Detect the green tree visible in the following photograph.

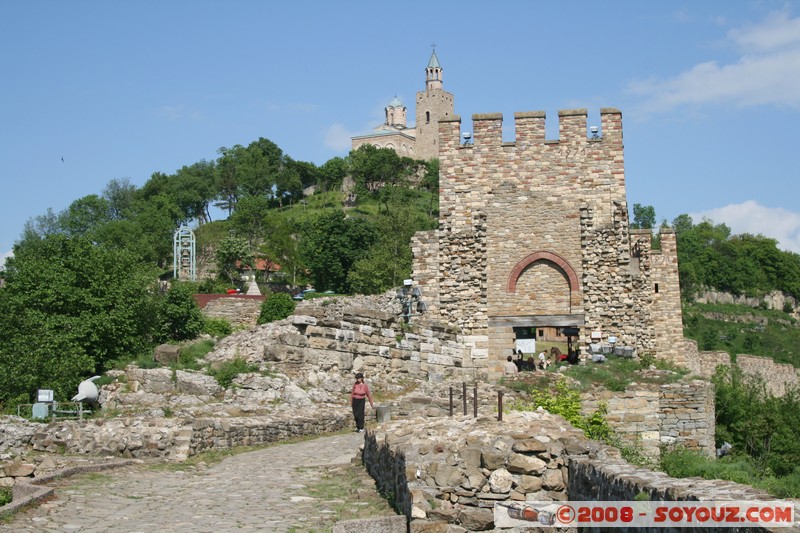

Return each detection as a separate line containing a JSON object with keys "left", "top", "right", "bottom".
{"left": 230, "top": 195, "right": 272, "bottom": 244}
{"left": 631, "top": 203, "right": 656, "bottom": 229}
{"left": 257, "top": 292, "right": 296, "bottom": 324}
{"left": 102, "top": 177, "right": 138, "bottom": 220}
{"left": 347, "top": 194, "right": 431, "bottom": 294}
{"left": 299, "top": 211, "right": 377, "bottom": 293}
{"left": 318, "top": 157, "right": 347, "bottom": 193}
{"left": 158, "top": 282, "right": 204, "bottom": 341}
{"left": 214, "top": 146, "right": 241, "bottom": 215}
{"left": 215, "top": 236, "right": 252, "bottom": 285}
{"left": 58, "top": 195, "right": 112, "bottom": 237}
{"left": 259, "top": 215, "right": 305, "bottom": 286}
{"left": 0, "top": 235, "right": 159, "bottom": 405}
{"left": 347, "top": 144, "right": 417, "bottom": 201}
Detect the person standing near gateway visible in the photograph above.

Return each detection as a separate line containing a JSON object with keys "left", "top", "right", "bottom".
{"left": 350, "top": 373, "right": 374, "bottom": 433}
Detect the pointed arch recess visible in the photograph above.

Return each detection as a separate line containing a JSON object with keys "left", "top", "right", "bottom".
{"left": 507, "top": 251, "right": 579, "bottom": 294}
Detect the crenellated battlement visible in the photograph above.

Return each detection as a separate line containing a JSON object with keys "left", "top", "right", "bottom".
{"left": 439, "top": 107, "right": 623, "bottom": 151}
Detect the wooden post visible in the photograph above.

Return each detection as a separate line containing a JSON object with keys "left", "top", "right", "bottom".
{"left": 498, "top": 391, "right": 504, "bottom": 421}
{"left": 449, "top": 386, "right": 453, "bottom": 417}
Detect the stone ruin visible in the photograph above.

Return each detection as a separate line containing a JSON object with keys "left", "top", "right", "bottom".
{"left": 0, "top": 293, "right": 791, "bottom": 530}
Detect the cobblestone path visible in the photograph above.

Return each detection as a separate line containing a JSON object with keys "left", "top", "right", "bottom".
{"left": 0, "top": 431, "right": 390, "bottom": 532}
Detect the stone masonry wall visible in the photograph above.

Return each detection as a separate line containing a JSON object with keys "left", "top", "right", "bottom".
{"left": 649, "top": 230, "right": 688, "bottom": 366}
{"left": 204, "top": 304, "right": 489, "bottom": 384}
{"left": 658, "top": 380, "right": 716, "bottom": 456}
{"left": 415, "top": 108, "right": 685, "bottom": 380}
{"left": 27, "top": 409, "right": 348, "bottom": 462}
{"left": 580, "top": 380, "right": 715, "bottom": 459}
{"left": 362, "top": 411, "right": 781, "bottom": 532}
{"left": 197, "top": 295, "right": 264, "bottom": 327}
{"left": 685, "top": 339, "right": 800, "bottom": 397}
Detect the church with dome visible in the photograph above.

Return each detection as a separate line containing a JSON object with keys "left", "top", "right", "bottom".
{"left": 351, "top": 50, "right": 454, "bottom": 161}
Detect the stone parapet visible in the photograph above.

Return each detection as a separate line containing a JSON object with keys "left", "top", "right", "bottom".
{"left": 27, "top": 409, "right": 349, "bottom": 461}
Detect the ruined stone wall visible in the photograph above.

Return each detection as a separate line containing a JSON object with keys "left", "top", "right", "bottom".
{"left": 362, "top": 411, "right": 776, "bottom": 532}
{"left": 648, "top": 229, "right": 688, "bottom": 366}
{"left": 568, "top": 457, "right": 783, "bottom": 533}
{"left": 197, "top": 295, "right": 264, "bottom": 327}
{"left": 580, "top": 380, "right": 714, "bottom": 459}
{"left": 659, "top": 380, "right": 716, "bottom": 456}
{"left": 259, "top": 308, "right": 488, "bottom": 383}
{"left": 685, "top": 340, "right": 800, "bottom": 398}
{"left": 685, "top": 341, "right": 730, "bottom": 378}
{"left": 581, "top": 384, "right": 661, "bottom": 457}
{"left": 410, "top": 230, "right": 440, "bottom": 317}
{"left": 737, "top": 355, "right": 800, "bottom": 397}
{"left": 27, "top": 410, "right": 348, "bottom": 461}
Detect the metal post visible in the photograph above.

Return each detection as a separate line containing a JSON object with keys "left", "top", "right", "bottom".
{"left": 462, "top": 382, "right": 467, "bottom": 416}
{"left": 449, "top": 387, "right": 453, "bottom": 417}
{"left": 473, "top": 385, "right": 478, "bottom": 418}
{"left": 498, "top": 391, "right": 504, "bottom": 421}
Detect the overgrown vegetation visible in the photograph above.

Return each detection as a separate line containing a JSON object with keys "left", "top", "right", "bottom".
{"left": 508, "top": 379, "right": 613, "bottom": 442}
{"left": 257, "top": 292, "right": 296, "bottom": 324}
{"left": 207, "top": 357, "right": 260, "bottom": 389}
{"left": 0, "top": 486, "right": 10, "bottom": 507}
{"left": 672, "top": 214, "right": 800, "bottom": 300}
{"left": 659, "top": 446, "right": 800, "bottom": 498}
{"left": 173, "top": 339, "right": 215, "bottom": 371}
{"left": 682, "top": 301, "right": 799, "bottom": 366}
{"left": 559, "top": 356, "right": 688, "bottom": 391}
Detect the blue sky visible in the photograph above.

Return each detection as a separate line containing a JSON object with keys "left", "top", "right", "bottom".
{"left": 2, "top": 1, "right": 800, "bottom": 267}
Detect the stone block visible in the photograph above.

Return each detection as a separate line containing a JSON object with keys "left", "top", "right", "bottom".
{"left": 507, "top": 453, "right": 546, "bottom": 475}
{"left": 154, "top": 344, "right": 181, "bottom": 365}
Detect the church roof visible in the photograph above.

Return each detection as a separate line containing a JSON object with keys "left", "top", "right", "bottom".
{"left": 388, "top": 95, "right": 404, "bottom": 108}
{"left": 428, "top": 50, "right": 441, "bottom": 69}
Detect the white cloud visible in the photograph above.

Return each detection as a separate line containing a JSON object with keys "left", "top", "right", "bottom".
{"left": 0, "top": 248, "right": 13, "bottom": 271}
{"left": 629, "top": 12, "right": 800, "bottom": 113}
{"left": 690, "top": 200, "right": 800, "bottom": 253}
{"left": 324, "top": 123, "right": 356, "bottom": 151}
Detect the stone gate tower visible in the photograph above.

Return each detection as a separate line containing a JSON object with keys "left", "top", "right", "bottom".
{"left": 411, "top": 109, "right": 686, "bottom": 380}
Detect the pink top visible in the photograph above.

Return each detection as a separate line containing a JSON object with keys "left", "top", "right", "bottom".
{"left": 351, "top": 382, "right": 373, "bottom": 405}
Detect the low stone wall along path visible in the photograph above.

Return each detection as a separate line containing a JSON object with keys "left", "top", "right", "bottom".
{"left": 0, "top": 431, "right": 392, "bottom": 533}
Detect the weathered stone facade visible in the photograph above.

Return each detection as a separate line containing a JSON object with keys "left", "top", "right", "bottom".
{"left": 582, "top": 380, "right": 715, "bottom": 459}
{"left": 686, "top": 339, "right": 800, "bottom": 397}
{"left": 194, "top": 294, "right": 264, "bottom": 328}
{"left": 412, "top": 108, "right": 685, "bottom": 380}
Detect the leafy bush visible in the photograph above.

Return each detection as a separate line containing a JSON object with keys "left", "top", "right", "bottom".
{"left": 158, "top": 282, "right": 204, "bottom": 341}
{"left": 207, "top": 358, "right": 259, "bottom": 389}
{"left": 509, "top": 379, "right": 612, "bottom": 441}
{"left": 258, "top": 292, "right": 296, "bottom": 324}
{"left": 197, "top": 278, "right": 231, "bottom": 294}
{"left": 202, "top": 317, "right": 233, "bottom": 338}
{"left": 658, "top": 446, "right": 800, "bottom": 498}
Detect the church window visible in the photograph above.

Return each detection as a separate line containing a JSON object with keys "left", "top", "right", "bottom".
{"left": 426, "top": 111, "right": 430, "bottom": 124}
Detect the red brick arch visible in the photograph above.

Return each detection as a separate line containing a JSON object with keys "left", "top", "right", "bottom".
{"left": 507, "top": 251, "right": 579, "bottom": 294}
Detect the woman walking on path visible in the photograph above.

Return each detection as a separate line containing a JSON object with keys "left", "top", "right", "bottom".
{"left": 350, "top": 373, "right": 374, "bottom": 432}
